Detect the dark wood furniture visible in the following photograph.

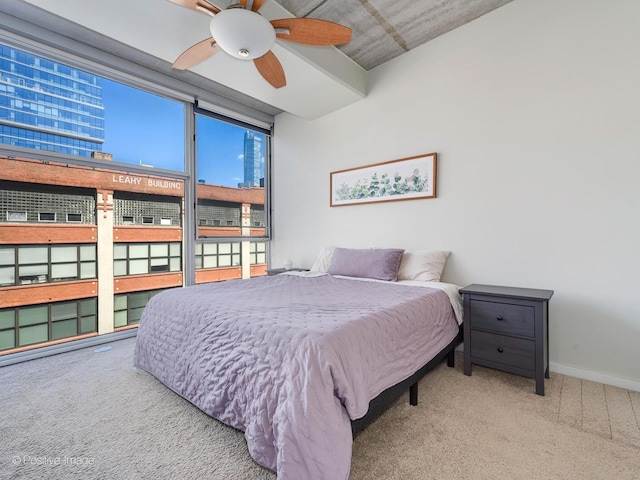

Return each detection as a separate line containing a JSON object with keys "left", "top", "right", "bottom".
{"left": 460, "top": 284, "right": 553, "bottom": 395}
{"left": 266, "top": 267, "right": 307, "bottom": 275}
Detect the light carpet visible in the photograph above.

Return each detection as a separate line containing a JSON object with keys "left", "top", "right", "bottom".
{"left": 0, "top": 337, "right": 638, "bottom": 480}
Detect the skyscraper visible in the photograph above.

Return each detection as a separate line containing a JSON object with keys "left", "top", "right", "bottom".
{"left": 0, "top": 43, "right": 105, "bottom": 157}
{"left": 242, "top": 131, "right": 263, "bottom": 187}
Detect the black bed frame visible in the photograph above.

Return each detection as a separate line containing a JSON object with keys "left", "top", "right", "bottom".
{"left": 351, "top": 325, "right": 463, "bottom": 435}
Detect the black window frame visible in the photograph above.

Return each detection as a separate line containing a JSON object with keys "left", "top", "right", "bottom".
{"left": 194, "top": 105, "right": 272, "bottom": 243}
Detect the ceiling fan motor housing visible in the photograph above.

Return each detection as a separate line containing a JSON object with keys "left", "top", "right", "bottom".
{"left": 209, "top": 8, "right": 276, "bottom": 60}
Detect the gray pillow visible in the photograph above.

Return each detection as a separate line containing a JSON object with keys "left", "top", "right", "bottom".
{"left": 327, "top": 248, "right": 405, "bottom": 281}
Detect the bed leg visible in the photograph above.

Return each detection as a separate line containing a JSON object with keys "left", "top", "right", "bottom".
{"left": 409, "top": 383, "right": 418, "bottom": 406}
{"left": 447, "top": 348, "right": 455, "bottom": 368}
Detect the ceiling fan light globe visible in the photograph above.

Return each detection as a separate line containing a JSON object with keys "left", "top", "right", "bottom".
{"left": 209, "top": 9, "right": 275, "bottom": 60}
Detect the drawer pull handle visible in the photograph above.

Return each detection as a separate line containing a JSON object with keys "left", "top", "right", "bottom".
{"left": 496, "top": 316, "right": 504, "bottom": 321}
{"left": 497, "top": 347, "right": 504, "bottom": 353}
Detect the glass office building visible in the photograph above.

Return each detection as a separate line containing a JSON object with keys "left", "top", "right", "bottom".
{"left": 241, "top": 131, "right": 264, "bottom": 188}
{"left": 0, "top": 43, "right": 104, "bottom": 157}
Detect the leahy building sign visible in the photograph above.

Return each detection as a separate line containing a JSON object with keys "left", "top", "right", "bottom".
{"left": 111, "top": 174, "right": 182, "bottom": 192}
{"left": 2, "top": 156, "right": 184, "bottom": 197}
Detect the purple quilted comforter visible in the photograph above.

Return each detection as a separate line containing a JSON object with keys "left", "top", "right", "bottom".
{"left": 133, "top": 274, "right": 459, "bottom": 480}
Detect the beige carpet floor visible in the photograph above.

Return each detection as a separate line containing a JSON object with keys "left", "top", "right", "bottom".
{"left": 0, "top": 337, "right": 638, "bottom": 480}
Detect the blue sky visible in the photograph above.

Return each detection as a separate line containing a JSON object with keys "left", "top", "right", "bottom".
{"left": 100, "top": 79, "right": 263, "bottom": 188}
{"left": 196, "top": 115, "right": 255, "bottom": 187}
{"left": 1, "top": 41, "right": 264, "bottom": 189}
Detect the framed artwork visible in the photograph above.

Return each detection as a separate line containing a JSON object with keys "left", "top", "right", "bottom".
{"left": 330, "top": 152, "right": 437, "bottom": 207}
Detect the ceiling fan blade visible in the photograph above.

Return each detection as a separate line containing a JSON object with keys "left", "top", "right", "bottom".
{"left": 167, "top": 0, "right": 220, "bottom": 16}
{"left": 270, "top": 18, "right": 352, "bottom": 46}
{"left": 173, "top": 38, "right": 221, "bottom": 70}
{"left": 254, "top": 51, "right": 286, "bottom": 88}
{"left": 238, "top": 0, "right": 267, "bottom": 12}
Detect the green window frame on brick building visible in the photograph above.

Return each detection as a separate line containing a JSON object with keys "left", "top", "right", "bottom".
{"left": 0, "top": 244, "right": 97, "bottom": 287}
{"left": 249, "top": 241, "right": 267, "bottom": 265}
{"left": 0, "top": 298, "right": 98, "bottom": 352}
{"left": 194, "top": 242, "right": 241, "bottom": 269}
{"left": 113, "top": 242, "right": 181, "bottom": 276}
{"left": 114, "top": 289, "right": 168, "bottom": 328}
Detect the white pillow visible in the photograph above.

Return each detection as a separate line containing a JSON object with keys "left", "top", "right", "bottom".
{"left": 309, "top": 246, "right": 336, "bottom": 272}
{"left": 397, "top": 250, "right": 450, "bottom": 282}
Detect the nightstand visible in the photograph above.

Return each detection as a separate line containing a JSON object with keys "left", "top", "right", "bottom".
{"left": 266, "top": 268, "right": 307, "bottom": 276}
{"left": 460, "top": 284, "right": 554, "bottom": 395}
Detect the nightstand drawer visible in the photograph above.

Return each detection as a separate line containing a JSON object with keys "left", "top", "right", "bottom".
{"left": 469, "top": 299, "right": 534, "bottom": 337}
{"left": 469, "top": 330, "right": 534, "bottom": 371}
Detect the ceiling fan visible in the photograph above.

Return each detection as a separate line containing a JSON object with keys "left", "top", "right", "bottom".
{"left": 168, "top": 0, "right": 352, "bottom": 88}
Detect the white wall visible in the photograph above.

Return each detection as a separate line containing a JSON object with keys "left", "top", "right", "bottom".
{"left": 272, "top": 0, "right": 640, "bottom": 390}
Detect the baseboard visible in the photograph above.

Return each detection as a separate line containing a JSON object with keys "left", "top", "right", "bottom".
{"left": 0, "top": 329, "right": 138, "bottom": 368}
{"left": 549, "top": 362, "right": 640, "bottom": 393}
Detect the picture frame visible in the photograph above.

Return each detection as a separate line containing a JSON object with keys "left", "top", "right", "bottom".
{"left": 330, "top": 152, "right": 437, "bottom": 207}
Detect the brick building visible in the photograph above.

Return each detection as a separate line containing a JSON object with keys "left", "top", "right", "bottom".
{"left": 0, "top": 155, "right": 266, "bottom": 354}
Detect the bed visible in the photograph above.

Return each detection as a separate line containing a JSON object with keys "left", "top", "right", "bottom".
{"left": 133, "top": 248, "right": 463, "bottom": 480}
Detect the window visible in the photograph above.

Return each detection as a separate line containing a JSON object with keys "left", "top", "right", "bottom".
{"left": 0, "top": 298, "right": 97, "bottom": 352}
{"left": 250, "top": 205, "right": 265, "bottom": 228}
{"left": 113, "top": 242, "right": 181, "bottom": 276}
{"left": 249, "top": 242, "right": 267, "bottom": 265}
{"left": 6, "top": 212, "right": 27, "bottom": 222}
{"left": 0, "top": 244, "right": 97, "bottom": 286}
{"left": 114, "top": 289, "right": 166, "bottom": 328}
{"left": 38, "top": 212, "right": 56, "bottom": 222}
{"left": 195, "top": 242, "right": 241, "bottom": 269}
{"left": 100, "top": 79, "right": 185, "bottom": 171}
{"left": 195, "top": 109, "right": 270, "bottom": 239}
{"left": 1, "top": 181, "right": 96, "bottom": 225}
{"left": 113, "top": 192, "right": 182, "bottom": 227}
{"left": 0, "top": 36, "right": 273, "bottom": 354}
{"left": 0, "top": 43, "right": 185, "bottom": 171}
